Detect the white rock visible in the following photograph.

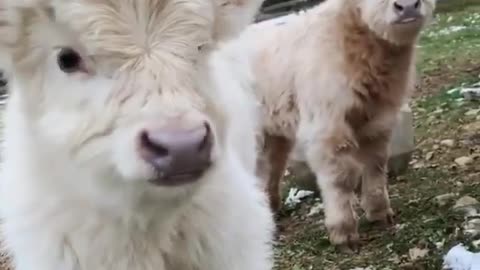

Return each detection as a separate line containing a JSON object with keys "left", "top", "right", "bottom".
{"left": 435, "top": 193, "right": 457, "bottom": 206}
{"left": 434, "top": 108, "right": 444, "bottom": 114}
{"left": 472, "top": 239, "right": 480, "bottom": 249}
{"left": 284, "top": 188, "right": 314, "bottom": 207}
{"left": 465, "top": 109, "right": 480, "bottom": 116}
{"left": 464, "top": 218, "right": 480, "bottom": 236}
{"left": 426, "top": 151, "right": 434, "bottom": 161}
{"left": 455, "top": 156, "right": 474, "bottom": 167}
{"left": 436, "top": 240, "right": 445, "bottom": 249}
{"left": 454, "top": 196, "right": 480, "bottom": 209}
{"left": 409, "top": 247, "right": 429, "bottom": 261}
{"left": 441, "top": 139, "right": 455, "bottom": 147}
{"left": 307, "top": 203, "right": 324, "bottom": 217}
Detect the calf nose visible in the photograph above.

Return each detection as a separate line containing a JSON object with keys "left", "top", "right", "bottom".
{"left": 138, "top": 123, "right": 213, "bottom": 185}
{"left": 393, "top": 0, "right": 421, "bottom": 13}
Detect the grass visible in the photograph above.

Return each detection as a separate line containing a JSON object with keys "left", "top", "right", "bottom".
{"left": 274, "top": 2, "right": 480, "bottom": 270}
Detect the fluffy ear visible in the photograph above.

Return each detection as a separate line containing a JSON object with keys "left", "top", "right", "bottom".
{"left": 0, "top": 2, "right": 21, "bottom": 75}
{"left": 0, "top": 0, "right": 53, "bottom": 74}
{"left": 214, "top": 0, "right": 264, "bottom": 42}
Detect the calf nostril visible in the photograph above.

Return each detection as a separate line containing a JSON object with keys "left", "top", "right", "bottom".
{"left": 198, "top": 123, "right": 213, "bottom": 152}
{"left": 414, "top": 0, "right": 420, "bottom": 9}
{"left": 138, "top": 123, "right": 214, "bottom": 181}
{"left": 393, "top": 2, "right": 404, "bottom": 12}
{"left": 140, "top": 131, "right": 169, "bottom": 158}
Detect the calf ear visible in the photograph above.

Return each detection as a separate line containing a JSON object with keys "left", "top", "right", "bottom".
{"left": 0, "top": 2, "right": 21, "bottom": 74}
{"left": 0, "top": 0, "right": 54, "bottom": 74}
{"left": 213, "top": 0, "right": 264, "bottom": 42}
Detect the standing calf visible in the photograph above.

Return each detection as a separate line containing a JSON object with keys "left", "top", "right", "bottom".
{"left": 238, "top": 0, "right": 436, "bottom": 250}
{"left": 0, "top": 0, "right": 274, "bottom": 270}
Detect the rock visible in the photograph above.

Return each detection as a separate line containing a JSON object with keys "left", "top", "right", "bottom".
{"left": 455, "top": 156, "right": 474, "bottom": 167}
{"left": 454, "top": 196, "right": 479, "bottom": 209}
{"left": 425, "top": 151, "right": 434, "bottom": 161}
{"left": 434, "top": 193, "right": 457, "bottom": 206}
{"left": 388, "top": 103, "right": 415, "bottom": 177}
{"left": 472, "top": 239, "right": 480, "bottom": 249}
{"left": 440, "top": 139, "right": 455, "bottom": 148}
{"left": 284, "top": 188, "right": 315, "bottom": 208}
{"left": 464, "top": 218, "right": 480, "bottom": 236}
{"left": 408, "top": 247, "right": 429, "bottom": 261}
{"left": 307, "top": 203, "right": 324, "bottom": 217}
{"left": 433, "top": 108, "right": 444, "bottom": 114}
{"left": 435, "top": 240, "right": 445, "bottom": 249}
{"left": 461, "top": 86, "right": 480, "bottom": 101}
{"left": 465, "top": 108, "right": 480, "bottom": 116}
{"left": 412, "top": 161, "right": 426, "bottom": 169}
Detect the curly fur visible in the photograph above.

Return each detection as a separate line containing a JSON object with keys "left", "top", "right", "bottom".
{"left": 0, "top": 0, "right": 273, "bottom": 270}
{"left": 234, "top": 0, "right": 436, "bottom": 248}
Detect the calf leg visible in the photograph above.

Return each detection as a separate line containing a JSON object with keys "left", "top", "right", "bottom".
{"left": 258, "top": 134, "right": 293, "bottom": 213}
{"left": 356, "top": 134, "right": 395, "bottom": 226}
{"left": 307, "top": 138, "right": 362, "bottom": 250}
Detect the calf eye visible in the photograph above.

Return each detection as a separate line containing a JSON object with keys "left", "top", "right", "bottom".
{"left": 57, "top": 47, "right": 83, "bottom": 73}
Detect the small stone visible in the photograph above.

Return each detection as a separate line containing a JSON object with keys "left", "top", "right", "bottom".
{"left": 440, "top": 139, "right": 455, "bottom": 148}
{"left": 455, "top": 156, "right": 473, "bottom": 167}
{"left": 425, "top": 151, "right": 434, "bottom": 160}
{"left": 465, "top": 108, "right": 480, "bottom": 116}
{"left": 408, "top": 247, "right": 429, "bottom": 261}
{"left": 464, "top": 218, "right": 480, "bottom": 236}
{"left": 433, "top": 144, "right": 440, "bottom": 150}
{"left": 434, "top": 193, "right": 457, "bottom": 206}
{"left": 307, "top": 203, "right": 324, "bottom": 217}
{"left": 454, "top": 195, "right": 479, "bottom": 209}
{"left": 412, "top": 161, "right": 426, "bottom": 169}
{"left": 473, "top": 239, "right": 480, "bottom": 249}
{"left": 435, "top": 240, "right": 445, "bottom": 249}
{"left": 433, "top": 108, "right": 444, "bottom": 114}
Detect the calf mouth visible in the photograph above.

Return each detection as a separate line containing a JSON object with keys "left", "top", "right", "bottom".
{"left": 148, "top": 167, "right": 210, "bottom": 187}
{"left": 393, "top": 13, "right": 424, "bottom": 25}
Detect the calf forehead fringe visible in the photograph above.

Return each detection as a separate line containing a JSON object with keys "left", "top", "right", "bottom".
{"left": 1, "top": 0, "right": 215, "bottom": 76}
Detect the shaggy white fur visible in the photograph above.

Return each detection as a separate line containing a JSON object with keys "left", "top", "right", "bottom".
{"left": 0, "top": 0, "right": 273, "bottom": 270}
{"left": 232, "top": 0, "right": 436, "bottom": 249}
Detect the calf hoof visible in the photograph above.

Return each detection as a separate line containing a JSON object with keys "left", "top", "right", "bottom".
{"left": 336, "top": 241, "right": 360, "bottom": 254}
{"left": 327, "top": 221, "right": 360, "bottom": 253}
{"left": 366, "top": 207, "right": 395, "bottom": 227}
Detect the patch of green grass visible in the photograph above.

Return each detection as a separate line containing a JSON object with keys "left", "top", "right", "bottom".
{"left": 436, "top": 0, "right": 480, "bottom": 13}
{"left": 418, "top": 4, "right": 480, "bottom": 74}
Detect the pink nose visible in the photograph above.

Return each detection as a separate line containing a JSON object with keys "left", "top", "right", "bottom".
{"left": 138, "top": 123, "right": 213, "bottom": 186}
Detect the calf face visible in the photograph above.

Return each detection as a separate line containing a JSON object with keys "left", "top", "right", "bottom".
{"left": 0, "top": 0, "right": 263, "bottom": 201}
{"left": 358, "top": 0, "right": 436, "bottom": 44}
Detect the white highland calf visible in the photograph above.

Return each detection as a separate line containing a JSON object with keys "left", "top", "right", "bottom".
{"left": 238, "top": 0, "right": 436, "bottom": 250}
{"left": 0, "top": 0, "right": 274, "bottom": 270}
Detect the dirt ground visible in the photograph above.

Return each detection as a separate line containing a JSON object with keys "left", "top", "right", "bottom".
{"left": 273, "top": 1, "right": 480, "bottom": 269}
